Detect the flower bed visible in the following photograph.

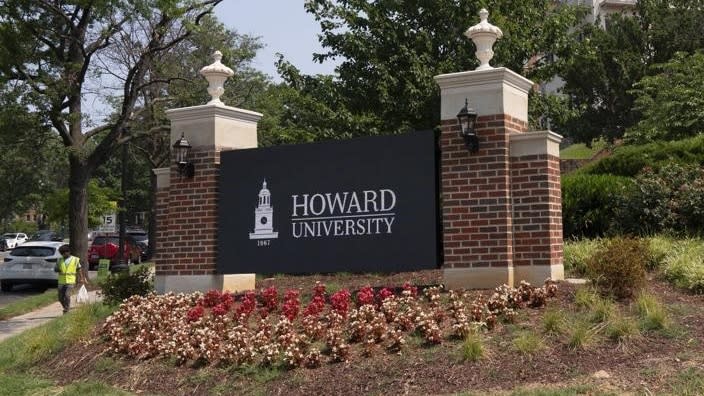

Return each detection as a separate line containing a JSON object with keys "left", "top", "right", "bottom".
{"left": 101, "top": 280, "right": 558, "bottom": 368}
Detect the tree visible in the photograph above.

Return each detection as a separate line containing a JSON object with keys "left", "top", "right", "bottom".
{"left": 44, "top": 180, "right": 117, "bottom": 230}
{"left": 555, "top": 0, "right": 704, "bottom": 143}
{"left": 0, "top": 86, "right": 60, "bottom": 223}
{"left": 273, "top": 0, "right": 583, "bottom": 137}
{"left": 626, "top": 51, "right": 704, "bottom": 143}
{"left": 0, "top": 0, "right": 221, "bottom": 268}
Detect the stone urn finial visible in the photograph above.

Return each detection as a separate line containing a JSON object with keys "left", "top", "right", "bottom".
{"left": 464, "top": 8, "right": 503, "bottom": 71}
{"left": 199, "top": 50, "right": 235, "bottom": 105}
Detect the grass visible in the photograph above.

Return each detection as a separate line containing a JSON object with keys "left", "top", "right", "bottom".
{"left": 605, "top": 313, "right": 640, "bottom": 343}
{"left": 0, "top": 289, "right": 57, "bottom": 320}
{"left": 563, "top": 238, "right": 603, "bottom": 277}
{"left": 669, "top": 368, "right": 704, "bottom": 396}
{"left": 0, "top": 302, "right": 125, "bottom": 396}
{"left": 512, "top": 331, "right": 544, "bottom": 356}
{"left": 560, "top": 139, "right": 608, "bottom": 160}
{"left": 661, "top": 239, "right": 704, "bottom": 294}
{"left": 0, "top": 302, "right": 115, "bottom": 371}
{"left": 573, "top": 286, "right": 599, "bottom": 309}
{"left": 542, "top": 309, "right": 566, "bottom": 335}
{"left": 588, "top": 298, "right": 616, "bottom": 323}
{"left": 636, "top": 293, "right": 669, "bottom": 331}
{"left": 461, "top": 331, "right": 485, "bottom": 362}
{"left": 567, "top": 320, "right": 599, "bottom": 351}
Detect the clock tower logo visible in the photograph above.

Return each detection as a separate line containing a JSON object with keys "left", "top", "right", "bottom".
{"left": 249, "top": 180, "right": 279, "bottom": 240}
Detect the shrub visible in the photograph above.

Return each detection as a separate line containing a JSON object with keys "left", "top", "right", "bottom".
{"left": 582, "top": 135, "right": 704, "bottom": 177}
{"left": 542, "top": 309, "right": 566, "bottom": 335}
{"left": 589, "top": 298, "right": 616, "bottom": 323}
{"left": 561, "top": 174, "right": 631, "bottom": 238}
{"left": 612, "top": 164, "right": 704, "bottom": 236}
{"left": 574, "top": 286, "right": 600, "bottom": 309}
{"left": 100, "top": 265, "right": 154, "bottom": 306}
{"left": 586, "top": 237, "right": 648, "bottom": 299}
{"left": 606, "top": 313, "right": 640, "bottom": 343}
{"left": 567, "top": 320, "right": 595, "bottom": 350}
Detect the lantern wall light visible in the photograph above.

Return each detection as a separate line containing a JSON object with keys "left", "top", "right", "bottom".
{"left": 173, "top": 132, "right": 195, "bottom": 178}
{"left": 456, "top": 98, "right": 479, "bottom": 153}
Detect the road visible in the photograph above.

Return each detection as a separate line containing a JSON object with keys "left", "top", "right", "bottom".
{"left": 0, "top": 251, "right": 97, "bottom": 309}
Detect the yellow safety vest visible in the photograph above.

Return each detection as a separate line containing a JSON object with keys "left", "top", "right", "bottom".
{"left": 58, "top": 256, "right": 79, "bottom": 285}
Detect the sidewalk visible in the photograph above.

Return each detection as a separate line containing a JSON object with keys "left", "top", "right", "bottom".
{"left": 0, "top": 290, "right": 102, "bottom": 343}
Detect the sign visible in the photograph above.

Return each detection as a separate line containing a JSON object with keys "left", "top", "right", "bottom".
{"left": 97, "top": 259, "right": 110, "bottom": 281}
{"left": 98, "top": 213, "right": 116, "bottom": 233}
{"left": 218, "top": 130, "right": 440, "bottom": 274}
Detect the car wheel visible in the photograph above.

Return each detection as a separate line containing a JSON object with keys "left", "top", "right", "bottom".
{"left": 0, "top": 281, "right": 12, "bottom": 292}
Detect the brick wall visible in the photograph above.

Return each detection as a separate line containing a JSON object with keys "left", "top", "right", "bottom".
{"left": 510, "top": 153, "right": 563, "bottom": 268}
{"left": 440, "top": 114, "right": 527, "bottom": 269}
{"left": 155, "top": 149, "right": 220, "bottom": 276}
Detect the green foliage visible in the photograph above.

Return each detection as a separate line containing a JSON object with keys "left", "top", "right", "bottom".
{"left": 583, "top": 135, "right": 704, "bottom": 177}
{"left": 267, "top": 0, "right": 584, "bottom": 140}
{"left": 574, "top": 286, "right": 600, "bottom": 309}
{"left": 3, "top": 220, "right": 38, "bottom": 234}
{"left": 561, "top": 174, "right": 631, "bottom": 238}
{"left": 99, "top": 265, "right": 154, "bottom": 306}
{"left": 586, "top": 237, "right": 648, "bottom": 299}
{"left": 605, "top": 313, "right": 640, "bottom": 343}
{"left": 44, "top": 181, "right": 117, "bottom": 229}
{"left": 627, "top": 51, "right": 704, "bottom": 143}
{"left": 662, "top": 239, "right": 704, "bottom": 294}
{"left": 588, "top": 298, "right": 616, "bottom": 324}
{"left": 612, "top": 164, "right": 704, "bottom": 236}
{"left": 567, "top": 320, "right": 595, "bottom": 350}
{"left": 557, "top": 0, "right": 704, "bottom": 144}
{"left": 636, "top": 293, "right": 669, "bottom": 331}
{"left": 461, "top": 331, "right": 485, "bottom": 362}
{"left": 564, "top": 238, "right": 603, "bottom": 277}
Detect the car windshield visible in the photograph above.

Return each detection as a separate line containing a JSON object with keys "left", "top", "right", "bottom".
{"left": 11, "top": 246, "right": 56, "bottom": 257}
{"left": 92, "top": 237, "right": 119, "bottom": 245}
{"left": 4, "top": 233, "right": 17, "bottom": 238}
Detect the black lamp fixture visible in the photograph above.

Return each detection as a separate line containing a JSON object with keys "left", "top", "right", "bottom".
{"left": 173, "top": 132, "right": 194, "bottom": 178}
{"left": 456, "top": 98, "right": 479, "bottom": 153}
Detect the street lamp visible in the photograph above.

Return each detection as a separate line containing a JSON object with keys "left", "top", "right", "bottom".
{"left": 173, "top": 132, "right": 194, "bottom": 178}
{"left": 457, "top": 98, "right": 479, "bottom": 153}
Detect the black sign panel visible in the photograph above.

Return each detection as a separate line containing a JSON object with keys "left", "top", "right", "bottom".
{"left": 218, "top": 130, "right": 439, "bottom": 274}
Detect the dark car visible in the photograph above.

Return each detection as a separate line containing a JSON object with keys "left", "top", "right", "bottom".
{"left": 30, "top": 230, "right": 64, "bottom": 242}
{"left": 0, "top": 238, "right": 7, "bottom": 252}
{"left": 126, "top": 228, "right": 149, "bottom": 260}
{"left": 87, "top": 234, "right": 142, "bottom": 270}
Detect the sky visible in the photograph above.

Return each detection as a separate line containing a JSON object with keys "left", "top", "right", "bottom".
{"left": 215, "top": 1, "right": 339, "bottom": 81}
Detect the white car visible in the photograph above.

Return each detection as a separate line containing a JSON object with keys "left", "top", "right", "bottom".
{"left": 0, "top": 241, "right": 65, "bottom": 292}
{"left": 3, "top": 233, "right": 28, "bottom": 249}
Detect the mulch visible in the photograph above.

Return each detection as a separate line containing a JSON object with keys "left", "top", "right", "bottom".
{"left": 36, "top": 274, "right": 704, "bottom": 395}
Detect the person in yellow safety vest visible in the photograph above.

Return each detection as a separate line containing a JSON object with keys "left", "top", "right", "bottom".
{"left": 54, "top": 244, "right": 87, "bottom": 314}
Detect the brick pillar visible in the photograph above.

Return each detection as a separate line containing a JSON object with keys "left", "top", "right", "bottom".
{"left": 510, "top": 132, "right": 564, "bottom": 284}
{"left": 435, "top": 67, "right": 558, "bottom": 289}
{"left": 154, "top": 105, "right": 262, "bottom": 294}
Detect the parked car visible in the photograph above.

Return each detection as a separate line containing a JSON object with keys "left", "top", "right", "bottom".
{"left": 3, "top": 233, "right": 28, "bottom": 249}
{"left": 30, "top": 230, "right": 64, "bottom": 242}
{"left": 88, "top": 234, "right": 142, "bottom": 270}
{"left": 126, "top": 228, "right": 149, "bottom": 260}
{"left": 0, "top": 241, "right": 64, "bottom": 292}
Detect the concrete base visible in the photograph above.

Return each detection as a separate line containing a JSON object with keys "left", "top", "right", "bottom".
{"left": 514, "top": 264, "right": 564, "bottom": 286}
{"left": 156, "top": 273, "right": 256, "bottom": 294}
{"left": 443, "top": 266, "right": 514, "bottom": 290}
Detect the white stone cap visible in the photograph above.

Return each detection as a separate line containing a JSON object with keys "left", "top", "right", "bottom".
{"left": 510, "top": 130, "right": 564, "bottom": 158}
{"left": 166, "top": 103, "right": 263, "bottom": 123}
{"left": 435, "top": 67, "right": 533, "bottom": 93}
{"left": 464, "top": 9, "right": 503, "bottom": 39}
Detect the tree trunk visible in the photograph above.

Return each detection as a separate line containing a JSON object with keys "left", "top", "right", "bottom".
{"left": 68, "top": 156, "right": 90, "bottom": 280}
{"left": 148, "top": 169, "right": 157, "bottom": 260}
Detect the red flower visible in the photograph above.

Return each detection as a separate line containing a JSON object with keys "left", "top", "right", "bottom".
{"left": 356, "top": 286, "right": 375, "bottom": 307}
{"left": 330, "top": 289, "right": 351, "bottom": 318}
{"left": 261, "top": 286, "right": 278, "bottom": 312}
{"left": 402, "top": 282, "right": 418, "bottom": 297}
{"left": 303, "top": 295, "right": 326, "bottom": 317}
{"left": 201, "top": 290, "right": 222, "bottom": 308}
{"left": 237, "top": 291, "right": 257, "bottom": 318}
{"left": 212, "top": 303, "right": 228, "bottom": 316}
{"left": 186, "top": 305, "right": 204, "bottom": 322}
{"left": 379, "top": 287, "right": 394, "bottom": 301}
{"left": 282, "top": 289, "right": 301, "bottom": 321}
